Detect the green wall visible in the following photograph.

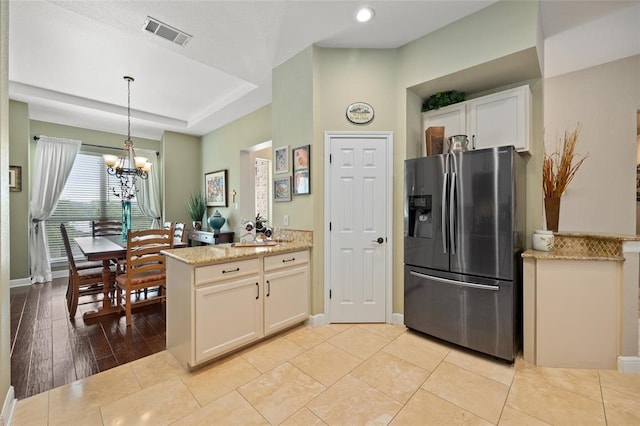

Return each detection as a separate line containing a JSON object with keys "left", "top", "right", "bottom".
{"left": 8, "top": 101, "right": 30, "bottom": 281}
{"left": 162, "top": 131, "right": 201, "bottom": 227}
{"left": 311, "top": 47, "right": 399, "bottom": 314}
{"left": 200, "top": 104, "right": 272, "bottom": 232}
{"left": 1, "top": 0, "right": 11, "bottom": 410}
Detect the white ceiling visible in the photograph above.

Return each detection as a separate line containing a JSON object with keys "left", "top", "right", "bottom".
{"left": 7, "top": 0, "right": 637, "bottom": 140}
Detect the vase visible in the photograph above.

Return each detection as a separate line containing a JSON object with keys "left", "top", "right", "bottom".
{"left": 192, "top": 221, "right": 202, "bottom": 231}
{"left": 544, "top": 196, "right": 561, "bottom": 232}
{"left": 208, "top": 210, "right": 226, "bottom": 234}
{"left": 121, "top": 200, "right": 132, "bottom": 241}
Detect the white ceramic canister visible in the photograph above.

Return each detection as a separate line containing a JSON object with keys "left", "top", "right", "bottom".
{"left": 532, "top": 230, "right": 554, "bottom": 251}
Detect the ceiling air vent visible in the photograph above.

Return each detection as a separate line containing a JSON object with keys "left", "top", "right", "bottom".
{"left": 142, "top": 17, "right": 192, "bottom": 47}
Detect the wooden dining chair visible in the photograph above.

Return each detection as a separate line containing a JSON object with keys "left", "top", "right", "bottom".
{"left": 173, "top": 222, "right": 186, "bottom": 244}
{"left": 115, "top": 228, "right": 174, "bottom": 326}
{"left": 92, "top": 220, "right": 122, "bottom": 237}
{"left": 60, "top": 223, "right": 116, "bottom": 319}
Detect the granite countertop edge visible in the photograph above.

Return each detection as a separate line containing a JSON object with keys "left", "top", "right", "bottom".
{"left": 553, "top": 231, "right": 640, "bottom": 242}
{"left": 522, "top": 249, "right": 624, "bottom": 262}
{"left": 162, "top": 242, "right": 312, "bottom": 266}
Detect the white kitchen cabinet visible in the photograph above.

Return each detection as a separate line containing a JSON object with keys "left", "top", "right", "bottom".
{"left": 264, "top": 250, "right": 310, "bottom": 336}
{"left": 195, "top": 275, "right": 263, "bottom": 363}
{"left": 467, "top": 85, "right": 531, "bottom": 152}
{"left": 422, "top": 103, "right": 466, "bottom": 142}
{"left": 422, "top": 85, "right": 531, "bottom": 152}
{"left": 167, "top": 249, "right": 310, "bottom": 370}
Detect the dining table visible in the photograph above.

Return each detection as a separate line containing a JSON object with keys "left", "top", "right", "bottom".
{"left": 74, "top": 234, "right": 186, "bottom": 320}
{"left": 74, "top": 235, "right": 128, "bottom": 319}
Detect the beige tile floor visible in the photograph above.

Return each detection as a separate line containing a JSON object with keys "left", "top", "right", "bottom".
{"left": 12, "top": 323, "right": 640, "bottom": 425}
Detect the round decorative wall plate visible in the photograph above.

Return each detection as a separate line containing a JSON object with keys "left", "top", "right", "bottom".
{"left": 346, "top": 102, "right": 374, "bottom": 124}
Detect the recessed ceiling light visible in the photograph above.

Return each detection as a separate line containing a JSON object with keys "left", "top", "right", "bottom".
{"left": 355, "top": 7, "right": 375, "bottom": 23}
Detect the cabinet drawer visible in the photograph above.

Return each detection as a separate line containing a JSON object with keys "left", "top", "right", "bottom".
{"left": 189, "top": 231, "right": 214, "bottom": 244}
{"left": 264, "top": 250, "right": 309, "bottom": 272}
{"left": 195, "top": 258, "right": 260, "bottom": 285}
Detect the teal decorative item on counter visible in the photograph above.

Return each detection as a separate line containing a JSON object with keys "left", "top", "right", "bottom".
{"left": 208, "top": 210, "right": 226, "bottom": 234}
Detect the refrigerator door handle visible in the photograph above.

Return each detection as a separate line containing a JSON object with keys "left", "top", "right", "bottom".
{"left": 449, "top": 172, "right": 456, "bottom": 255}
{"left": 441, "top": 172, "right": 448, "bottom": 254}
{"left": 409, "top": 271, "right": 500, "bottom": 291}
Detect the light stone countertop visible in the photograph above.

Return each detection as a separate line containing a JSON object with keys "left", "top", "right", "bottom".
{"left": 521, "top": 231, "right": 640, "bottom": 262}
{"left": 521, "top": 249, "right": 623, "bottom": 262}
{"left": 162, "top": 241, "right": 312, "bottom": 266}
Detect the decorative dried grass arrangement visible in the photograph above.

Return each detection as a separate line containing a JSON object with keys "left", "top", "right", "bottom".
{"left": 543, "top": 124, "right": 588, "bottom": 198}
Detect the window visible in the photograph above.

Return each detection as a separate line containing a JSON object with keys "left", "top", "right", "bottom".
{"left": 47, "top": 151, "right": 152, "bottom": 262}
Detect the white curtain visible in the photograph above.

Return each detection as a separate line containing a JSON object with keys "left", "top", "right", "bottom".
{"left": 29, "top": 136, "right": 81, "bottom": 284}
{"left": 137, "top": 148, "right": 162, "bottom": 228}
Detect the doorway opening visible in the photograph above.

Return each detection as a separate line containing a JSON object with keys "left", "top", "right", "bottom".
{"left": 240, "top": 141, "right": 272, "bottom": 226}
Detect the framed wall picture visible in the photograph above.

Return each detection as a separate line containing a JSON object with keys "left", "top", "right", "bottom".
{"left": 275, "top": 146, "right": 289, "bottom": 174}
{"left": 292, "top": 145, "right": 310, "bottom": 171}
{"left": 9, "top": 165, "right": 22, "bottom": 192}
{"left": 205, "top": 169, "right": 228, "bottom": 207}
{"left": 292, "top": 145, "right": 310, "bottom": 195}
{"left": 274, "top": 176, "right": 291, "bottom": 202}
{"left": 293, "top": 168, "right": 310, "bottom": 195}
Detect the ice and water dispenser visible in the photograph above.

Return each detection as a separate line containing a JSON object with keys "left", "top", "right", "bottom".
{"left": 407, "top": 195, "right": 433, "bottom": 239}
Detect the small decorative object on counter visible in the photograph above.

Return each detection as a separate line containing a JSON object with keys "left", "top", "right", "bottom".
{"left": 447, "top": 135, "right": 469, "bottom": 153}
{"left": 207, "top": 210, "right": 226, "bottom": 234}
{"left": 532, "top": 230, "right": 554, "bottom": 251}
{"left": 238, "top": 219, "right": 256, "bottom": 243}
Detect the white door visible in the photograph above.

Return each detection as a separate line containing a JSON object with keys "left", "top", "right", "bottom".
{"left": 326, "top": 133, "right": 390, "bottom": 323}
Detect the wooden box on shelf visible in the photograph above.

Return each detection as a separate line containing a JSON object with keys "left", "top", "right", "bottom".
{"left": 425, "top": 126, "right": 445, "bottom": 156}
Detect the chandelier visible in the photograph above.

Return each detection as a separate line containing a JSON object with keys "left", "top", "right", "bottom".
{"left": 103, "top": 76, "right": 151, "bottom": 201}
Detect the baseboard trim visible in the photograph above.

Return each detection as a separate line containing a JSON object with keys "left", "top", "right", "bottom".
{"left": 617, "top": 356, "right": 640, "bottom": 373}
{"left": 0, "top": 386, "right": 16, "bottom": 426}
{"left": 391, "top": 313, "right": 404, "bottom": 325}
{"left": 11, "top": 269, "right": 69, "bottom": 288}
{"left": 9, "top": 278, "right": 30, "bottom": 288}
{"left": 307, "top": 314, "right": 326, "bottom": 327}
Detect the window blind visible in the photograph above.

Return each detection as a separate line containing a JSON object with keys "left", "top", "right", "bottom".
{"left": 47, "top": 151, "right": 152, "bottom": 262}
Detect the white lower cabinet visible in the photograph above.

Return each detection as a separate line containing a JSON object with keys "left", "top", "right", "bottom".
{"left": 167, "top": 249, "right": 310, "bottom": 370}
{"left": 264, "top": 266, "right": 310, "bottom": 336}
{"left": 264, "top": 250, "right": 310, "bottom": 336}
{"left": 195, "top": 276, "right": 263, "bottom": 363}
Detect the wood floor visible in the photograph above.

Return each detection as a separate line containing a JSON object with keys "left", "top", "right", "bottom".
{"left": 10, "top": 277, "right": 166, "bottom": 400}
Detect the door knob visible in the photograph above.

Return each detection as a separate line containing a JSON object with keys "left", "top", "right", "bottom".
{"left": 372, "top": 237, "right": 384, "bottom": 244}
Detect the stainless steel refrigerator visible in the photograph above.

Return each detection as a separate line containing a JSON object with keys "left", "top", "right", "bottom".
{"left": 404, "top": 146, "right": 525, "bottom": 362}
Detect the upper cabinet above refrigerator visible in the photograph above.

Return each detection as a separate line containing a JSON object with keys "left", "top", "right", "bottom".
{"left": 423, "top": 85, "right": 531, "bottom": 152}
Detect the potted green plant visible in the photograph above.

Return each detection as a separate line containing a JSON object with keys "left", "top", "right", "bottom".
{"left": 187, "top": 192, "right": 207, "bottom": 230}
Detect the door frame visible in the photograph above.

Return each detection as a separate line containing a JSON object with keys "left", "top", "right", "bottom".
{"left": 323, "top": 131, "right": 394, "bottom": 323}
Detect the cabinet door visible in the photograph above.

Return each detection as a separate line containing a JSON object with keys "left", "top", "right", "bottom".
{"left": 467, "top": 85, "right": 531, "bottom": 152}
{"left": 195, "top": 276, "right": 263, "bottom": 363}
{"left": 264, "top": 265, "right": 309, "bottom": 336}
{"left": 423, "top": 103, "right": 466, "bottom": 143}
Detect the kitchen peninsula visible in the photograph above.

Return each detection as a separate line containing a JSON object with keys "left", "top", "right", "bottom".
{"left": 522, "top": 232, "right": 640, "bottom": 372}
{"left": 163, "top": 230, "right": 312, "bottom": 371}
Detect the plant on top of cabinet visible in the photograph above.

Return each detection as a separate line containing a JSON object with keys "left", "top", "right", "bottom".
{"left": 422, "top": 90, "right": 466, "bottom": 112}
{"left": 187, "top": 191, "right": 207, "bottom": 230}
